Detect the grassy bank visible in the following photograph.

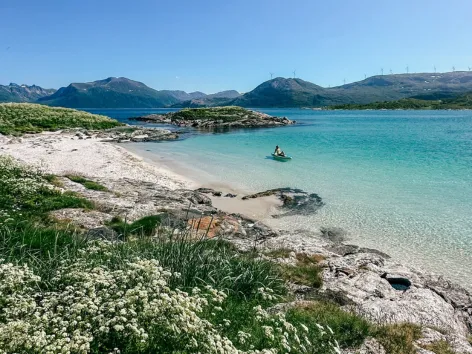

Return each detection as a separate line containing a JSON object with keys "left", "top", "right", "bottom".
{"left": 0, "top": 103, "right": 122, "bottom": 135}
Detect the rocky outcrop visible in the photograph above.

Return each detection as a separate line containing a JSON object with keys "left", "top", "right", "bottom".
{"left": 242, "top": 187, "right": 324, "bottom": 217}
{"left": 67, "top": 126, "right": 178, "bottom": 143}
{"left": 322, "top": 249, "right": 472, "bottom": 337}
{"left": 129, "top": 107, "right": 295, "bottom": 130}
{"left": 50, "top": 176, "right": 276, "bottom": 242}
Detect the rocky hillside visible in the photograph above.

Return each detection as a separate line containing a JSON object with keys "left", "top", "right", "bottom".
{"left": 0, "top": 83, "right": 56, "bottom": 103}
{"left": 130, "top": 106, "right": 294, "bottom": 129}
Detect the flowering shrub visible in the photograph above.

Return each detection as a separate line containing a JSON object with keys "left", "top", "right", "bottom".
{"left": 0, "top": 242, "right": 341, "bottom": 353}
{"left": 0, "top": 243, "right": 236, "bottom": 353}
{"left": 0, "top": 155, "right": 46, "bottom": 211}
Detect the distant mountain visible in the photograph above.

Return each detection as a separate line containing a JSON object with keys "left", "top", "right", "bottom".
{"left": 232, "top": 78, "right": 332, "bottom": 107}
{"left": 37, "top": 77, "right": 240, "bottom": 108}
{"left": 231, "top": 72, "right": 472, "bottom": 108}
{"left": 326, "top": 91, "right": 472, "bottom": 110}
{"left": 38, "top": 77, "right": 185, "bottom": 108}
{"left": 326, "top": 71, "right": 472, "bottom": 104}
{"left": 5, "top": 71, "right": 472, "bottom": 108}
{"left": 171, "top": 90, "right": 241, "bottom": 108}
{"left": 162, "top": 90, "right": 207, "bottom": 101}
{"left": 0, "top": 83, "right": 56, "bottom": 103}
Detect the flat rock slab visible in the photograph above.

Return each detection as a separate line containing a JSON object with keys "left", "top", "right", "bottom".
{"left": 50, "top": 208, "right": 113, "bottom": 229}
{"left": 242, "top": 187, "right": 324, "bottom": 217}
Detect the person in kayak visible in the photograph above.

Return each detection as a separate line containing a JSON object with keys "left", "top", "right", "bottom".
{"left": 274, "top": 145, "right": 286, "bottom": 157}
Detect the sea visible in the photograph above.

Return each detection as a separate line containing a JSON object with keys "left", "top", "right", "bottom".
{"left": 85, "top": 108, "right": 472, "bottom": 287}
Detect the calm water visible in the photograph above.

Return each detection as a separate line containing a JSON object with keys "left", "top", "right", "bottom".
{"left": 87, "top": 108, "right": 472, "bottom": 287}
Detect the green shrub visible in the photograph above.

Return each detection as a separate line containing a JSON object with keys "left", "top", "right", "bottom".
{"left": 0, "top": 156, "right": 93, "bottom": 221}
{"left": 286, "top": 301, "right": 371, "bottom": 349}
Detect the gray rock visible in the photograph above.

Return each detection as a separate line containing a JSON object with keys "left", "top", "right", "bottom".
{"left": 85, "top": 227, "right": 119, "bottom": 241}
{"left": 49, "top": 208, "right": 113, "bottom": 229}
{"left": 320, "top": 227, "right": 347, "bottom": 243}
{"left": 322, "top": 251, "right": 472, "bottom": 337}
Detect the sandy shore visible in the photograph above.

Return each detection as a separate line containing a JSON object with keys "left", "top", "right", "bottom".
{"left": 0, "top": 131, "right": 280, "bottom": 220}
{"left": 0, "top": 131, "right": 193, "bottom": 190}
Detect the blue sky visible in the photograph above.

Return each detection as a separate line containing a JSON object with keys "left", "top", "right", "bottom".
{"left": 2, "top": 0, "right": 472, "bottom": 93}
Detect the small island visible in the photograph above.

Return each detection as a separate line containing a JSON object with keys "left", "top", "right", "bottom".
{"left": 130, "top": 106, "right": 295, "bottom": 129}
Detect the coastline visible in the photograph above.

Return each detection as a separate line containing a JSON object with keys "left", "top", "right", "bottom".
{"left": 1, "top": 130, "right": 472, "bottom": 350}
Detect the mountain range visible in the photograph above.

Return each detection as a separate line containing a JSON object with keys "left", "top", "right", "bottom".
{"left": 0, "top": 83, "right": 55, "bottom": 103}
{"left": 2, "top": 71, "right": 472, "bottom": 108}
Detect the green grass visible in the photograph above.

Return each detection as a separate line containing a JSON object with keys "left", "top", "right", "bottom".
{"left": 66, "top": 175, "right": 109, "bottom": 191}
{"left": 373, "top": 323, "right": 422, "bottom": 354}
{"left": 0, "top": 102, "right": 122, "bottom": 135}
{"left": 422, "top": 340, "right": 455, "bottom": 354}
{"left": 279, "top": 252, "right": 324, "bottom": 288}
{"left": 264, "top": 247, "right": 293, "bottom": 258}
{"left": 286, "top": 301, "right": 371, "bottom": 349}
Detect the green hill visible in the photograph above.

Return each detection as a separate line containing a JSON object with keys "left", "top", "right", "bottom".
{"left": 232, "top": 78, "right": 336, "bottom": 107}
{"left": 38, "top": 77, "right": 183, "bottom": 108}
{"left": 326, "top": 92, "right": 472, "bottom": 110}
{"left": 0, "top": 103, "right": 122, "bottom": 135}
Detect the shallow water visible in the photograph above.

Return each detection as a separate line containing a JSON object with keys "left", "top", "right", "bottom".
{"left": 88, "top": 108, "right": 472, "bottom": 287}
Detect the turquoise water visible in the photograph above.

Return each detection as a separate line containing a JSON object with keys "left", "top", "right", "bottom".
{"left": 89, "top": 109, "right": 472, "bottom": 286}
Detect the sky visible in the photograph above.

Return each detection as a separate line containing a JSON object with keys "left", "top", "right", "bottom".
{"left": 1, "top": 0, "right": 472, "bottom": 93}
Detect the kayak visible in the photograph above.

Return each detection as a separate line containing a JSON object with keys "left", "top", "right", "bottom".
{"left": 271, "top": 153, "right": 292, "bottom": 161}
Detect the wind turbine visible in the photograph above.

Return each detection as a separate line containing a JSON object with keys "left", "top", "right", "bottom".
{"left": 469, "top": 67, "right": 471, "bottom": 72}
{"left": 270, "top": 72, "right": 274, "bottom": 79}
{"left": 406, "top": 65, "right": 409, "bottom": 74}
{"left": 343, "top": 78, "right": 346, "bottom": 85}
{"left": 390, "top": 69, "right": 393, "bottom": 75}
{"left": 364, "top": 74, "right": 367, "bottom": 79}
{"left": 452, "top": 66, "right": 455, "bottom": 72}
{"left": 292, "top": 70, "right": 296, "bottom": 78}
{"left": 381, "top": 68, "right": 384, "bottom": 75}
{"left": 434, "top": 65, "right": 436, "bottom": 73}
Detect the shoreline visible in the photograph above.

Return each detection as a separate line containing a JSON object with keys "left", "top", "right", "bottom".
{"left": 122, "top": 142, "right": 284, "bottom": 221}
{"left": 1, "top": 130, "right": 472, "bottom": 347}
